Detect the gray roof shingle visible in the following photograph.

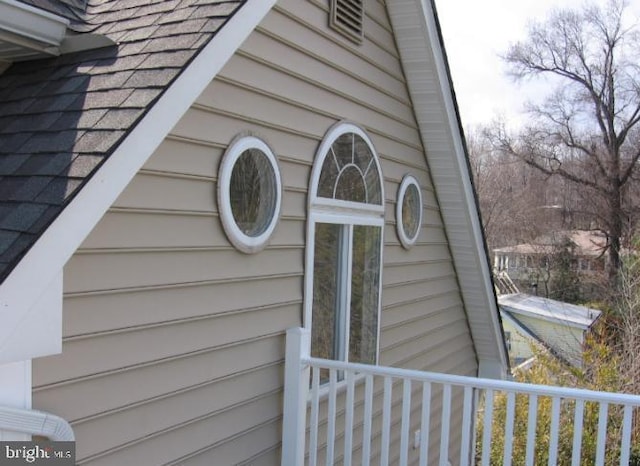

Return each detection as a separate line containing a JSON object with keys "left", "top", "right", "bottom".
{"left": 0, "top": 0, "right": 245, "bottom": 281}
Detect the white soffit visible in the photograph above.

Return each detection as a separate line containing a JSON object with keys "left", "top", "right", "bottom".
{"left": 386, "top": 0, "right": 508, "bottom": 378}
{"left": 0, "top": 0, "right": 277, "bottom": 364}
{"left": 0, "top": 0, "right": 69, "bottom": 61}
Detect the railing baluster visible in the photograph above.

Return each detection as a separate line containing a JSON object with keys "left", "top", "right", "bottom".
{"left": 344, "top": 370, "right": 355, "bottom": 466}
{"left": 525, "top": 394, "right": 538, "bottom": 466}
{"left": 419, "top": 382, "right": 432, "bottom": 466}
{"left": 309, "top": 367, "right": 320, "bottom": 466}
{"left": 595, "top": 402, "right": 608, "bottom": 466}
{"left": 362, "top": 374, "right": 373, "bottom": 466}
{"left": 380, "top": 376, "right": 392, "bottom": 466}
{"left": 619, "top": 404, "right": 633, "bottom": 466}
{"left": 326, "top": 369, "right": 337, "bottom": 466}
{"left": 440, "top": 384, "right": 451, "bottom": 466}
{"left": 571, "top": 400, "right": 584, "bottom": 466}
{"left": 481, "top": 389, "right": 494, "bottom": 466}
{"left": 400, "top": 378, "right": 412, "bottom": 466}
{"left": 503, "top": 391, "right": 516, "bottom": 466}
{"left": 292, "top": 343, "right": 640, "bottom": 466}
{"left": 548, "top": 396, "right": 561, "bottom": 466}
{"left": 459, "top": 386, "right": 473, "bottom": 466}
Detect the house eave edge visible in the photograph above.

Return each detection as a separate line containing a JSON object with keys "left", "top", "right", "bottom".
{"left": 0, "top": 0, "right": 69, "bottom": 59}
{"left": 0, "top": 0, "right": 277, "bottom": 365}
{"left": 387, "top": 0, "right": 508, "bottom": 379}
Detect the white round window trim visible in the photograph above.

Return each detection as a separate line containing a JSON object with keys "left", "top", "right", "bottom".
{"left": 218, "top": 136, "right": 282, "bottom": 254}
{"left": 396, "top": 175, "right": 423, "bottom": 249}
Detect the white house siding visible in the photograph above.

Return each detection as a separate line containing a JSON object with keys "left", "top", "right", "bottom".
{"left": 31, "top": 0, "right": 477, "bottom": 464}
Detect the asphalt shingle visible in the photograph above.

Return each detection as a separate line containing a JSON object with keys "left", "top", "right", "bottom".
{"left": 0, "top": 0, "right": 247, "bottom": 281}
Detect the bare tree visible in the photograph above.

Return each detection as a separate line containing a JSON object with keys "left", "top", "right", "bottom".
{"left": 489, "top": 0, "right": 640, "bottom": 287}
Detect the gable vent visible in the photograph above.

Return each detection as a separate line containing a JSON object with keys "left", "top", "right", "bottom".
{"left": 330, "top": 0, "right": 364, "bottom": 44}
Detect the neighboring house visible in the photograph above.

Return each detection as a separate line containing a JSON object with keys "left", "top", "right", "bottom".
{"left": 493, "top": 230, "right": 609, "bottom": 295}
{"left": 499, "top": 293, "right": 601, "bottom": 368}
{"left": 0, "top": 0, "right": 507, "bottom": 464}
{"left": 494, "top": 230, "right": 609, "bottom": 279}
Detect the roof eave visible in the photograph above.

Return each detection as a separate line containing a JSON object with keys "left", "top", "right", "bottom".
{"left": 0, "top": 0, "right": 277, "bottom": 364}
{"left": 0, "top": 0, "right": 69, "bottom": 61}
{"left": 387, "top": 0, "right": 509, "bottom": 379}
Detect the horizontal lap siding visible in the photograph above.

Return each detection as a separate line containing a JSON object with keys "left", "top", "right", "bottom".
{"left": 32, "top": 0, "right": 477, "bottom": 464}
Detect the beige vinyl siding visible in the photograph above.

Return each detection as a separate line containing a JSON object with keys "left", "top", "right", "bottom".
{"left": 32, "top": 0, "right": 478, "bottom": 464}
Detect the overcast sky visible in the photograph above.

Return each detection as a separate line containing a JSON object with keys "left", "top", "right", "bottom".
{"left": 434, "top": 0, "right": 640, "bottom": 130}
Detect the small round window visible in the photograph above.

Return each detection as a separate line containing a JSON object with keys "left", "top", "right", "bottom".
{"left": 218, "top": 136, "right": 282, "bottom": 253}
{"left": 396, "top": 175, "right": 422, "bottom": 249}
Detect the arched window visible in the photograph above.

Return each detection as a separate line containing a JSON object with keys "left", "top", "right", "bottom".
{"left": 305, "top": 122, "right": 384, "bottom": 374}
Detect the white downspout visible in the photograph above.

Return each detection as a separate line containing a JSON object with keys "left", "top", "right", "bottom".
{"left": 0, "top": 406, "right": 74, "bottom": 441}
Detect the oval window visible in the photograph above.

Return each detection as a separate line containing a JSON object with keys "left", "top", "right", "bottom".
{"left": 396, "top": 175, "right": 422, "bottom": 249}
{"left": 218, "top": 136, "right": 282, "bottom": 253}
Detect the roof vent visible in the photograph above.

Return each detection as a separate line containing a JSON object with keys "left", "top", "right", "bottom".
{"left": 330, "top": 0, "right": 363, "bottom": 44}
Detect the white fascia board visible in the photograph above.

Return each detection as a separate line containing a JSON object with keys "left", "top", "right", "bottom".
{"left": 500, "top": 304, "right": 591, "bottom": 330}
{"left": 387, "top": 0, "right": 508, "bottom": 378}
{"left": 0, "top": 0, "right": 276, "bottom": 364}
{"left": 0, "top": 0, "right": 69, "bottom": 48}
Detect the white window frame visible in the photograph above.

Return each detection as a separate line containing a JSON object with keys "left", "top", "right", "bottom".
{"left": 218, "top": 135, "right": 282, "bottom": 254}
{"left": 396, "top": 174, "right": 423, "bottom": 249}
{"left": 304, "top": 122, "right": 385, "bottom": 366}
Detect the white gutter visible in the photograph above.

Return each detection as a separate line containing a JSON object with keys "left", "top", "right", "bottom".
{"left": 0, "top": 0, "right": 69, "bottom": 57}
{"left": 0, "top": 405, "right": 74, "bottom": 441}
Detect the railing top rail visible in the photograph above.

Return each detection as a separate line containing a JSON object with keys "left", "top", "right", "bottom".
{"left": 304, "top": 356, "right": 640, "bottom": 406}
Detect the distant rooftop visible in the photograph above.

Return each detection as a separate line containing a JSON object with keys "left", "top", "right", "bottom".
{"left": 494, "top": 230, "right": 608, "bottom": 257}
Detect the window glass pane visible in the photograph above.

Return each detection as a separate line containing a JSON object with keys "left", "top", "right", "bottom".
{"left": 230, "top": 148, "right": 277, "bottom": 236}
{"left": 335, "top": 165, "right": 366, "bottom": 202}
{"left": 332, "top": 133, "right": 353, "bottom": 169}
{"left": 402, "top": 183, "right": 421, "bottom": 239}
{"left": 318, "top": 151, "right": 339, "bottom": 199}
{"left": 364, "top": 161, "right": 382, "bottom": 205}
{"left": 349, "top": 225, "right": 381, "bottom": 365}
{"left": 352, "top": 134, "right": 372, "bottom": 173}
{"left": 311, "top": 223, "right": 343, "bottom": 363}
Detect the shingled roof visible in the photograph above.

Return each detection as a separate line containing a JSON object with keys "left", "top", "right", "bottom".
{"left": 0, "top": 0, "right": 245, "bottom": 282}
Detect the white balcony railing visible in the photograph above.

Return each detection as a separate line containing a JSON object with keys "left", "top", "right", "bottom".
{"left": 281, "top": 328, "right": 640, "bottom": 466}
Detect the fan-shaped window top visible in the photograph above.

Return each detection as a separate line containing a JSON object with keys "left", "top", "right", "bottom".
{"left": 312, "top": 124, "right": 383, "bottom": 208}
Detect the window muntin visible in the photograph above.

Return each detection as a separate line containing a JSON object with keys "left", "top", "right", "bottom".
{"left": 306, "top": 123, "right": 384, "bottom": 373}
{"left": 317, "top": 132, "right": 382, "bottom": 205}
{"left": 396, "top": 175, "right": 422, "bottom": 249}
{"left": 218, "top": 136, "right": 282, "bottom": 254}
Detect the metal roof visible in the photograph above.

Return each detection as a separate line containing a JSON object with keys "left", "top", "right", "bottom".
{"left": 498, "top": 293, "right": 601, "bottom": 329}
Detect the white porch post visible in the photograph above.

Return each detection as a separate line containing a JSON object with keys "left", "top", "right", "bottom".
{"left": 0, "top": 360, "right": 31, "bottom": 440}
{"left": 281, "top": 328, "right": 310, "bottom": 466}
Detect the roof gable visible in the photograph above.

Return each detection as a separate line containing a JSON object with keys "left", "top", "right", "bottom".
{"left": 0, "top": 0, "right": 245, "bottom": 282}
{"left": 0, "top": 0, "right": 508, "bottom": 376}
{"left": 0, "top": 0, "right": 277, "bottom": 363}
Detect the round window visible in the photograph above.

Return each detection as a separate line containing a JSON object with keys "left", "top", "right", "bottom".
{"left": 396, "top": 175, "right": 422, "bottom": 249}
{"left": 218, "top": 136, "right": 282, "bottom": 253}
